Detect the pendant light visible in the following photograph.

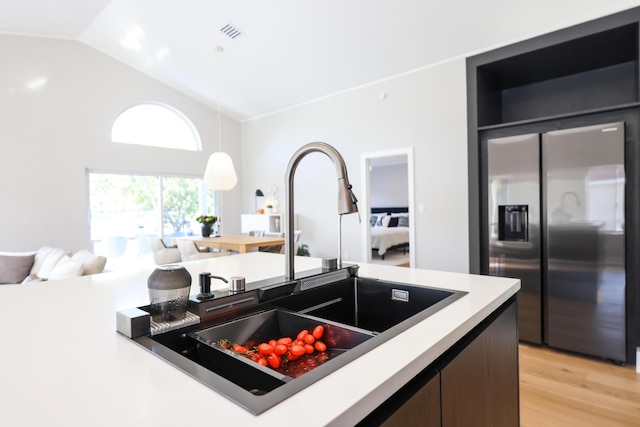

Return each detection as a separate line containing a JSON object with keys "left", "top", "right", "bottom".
{"left": 204, "top": 45, "right": 237, "bottom": 191}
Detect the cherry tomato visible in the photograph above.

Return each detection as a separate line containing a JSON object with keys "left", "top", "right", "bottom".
{"left": 297, "top": 330, "right": 309, "bottom": 341}
{"left": 266, "top": 353, "right": 281, "bottom": 369}
{"left": 312, "top": 325, "right": 324, "bottom": 340}
{"left": 287, "top": 350, "right": 299, "bottom": 361}
{"left": 257, "top": 357, "right": 268, "bottom": 367}
{"left": 290, "top": 345, "right": 305, "bottom": 358}
{"left": 274, "top": 344, "right": 288, "bottom": 356}
{"left": 314, "top": 341, "right": 327, "bottom": 352}
{"left": 294, "top": 340, "right": 305, "bottom": 347}
{"left": 258, "top": 343, "right": 274, "bottom": 356}
{"left": 269, "top": 339, "right": 277, "bottom": 348}
{"left": 233, "top": 344, "right": 248, "bottom": 353}
{"left": 277, "top": 337, "right": 292, "bottom": 346}
{"left": 304, "top": 334, "right": 315, "bottom": 345}
{"left": 304, "top": 344, "right": 315, "bottom": 354}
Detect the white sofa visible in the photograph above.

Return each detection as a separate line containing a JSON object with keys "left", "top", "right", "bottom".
{"left": 0, "top": 247, "right": 107, "bottom": 285}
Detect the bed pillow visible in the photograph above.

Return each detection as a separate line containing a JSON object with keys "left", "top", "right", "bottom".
{"left": 398, "top": 216, "right": 409, "bottom": 227}
{"left": 370, "top": 215, "right": 378, "bottom": 227}
{"left": 376, "top": 215, "right": 391, "bottom": 228}
{"left": 0, "top": 254, "right": 36, "bottom": 284}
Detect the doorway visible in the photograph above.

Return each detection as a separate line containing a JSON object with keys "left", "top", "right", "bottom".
{"left": 361, "top": 147, "right": 416, "bottom": 267}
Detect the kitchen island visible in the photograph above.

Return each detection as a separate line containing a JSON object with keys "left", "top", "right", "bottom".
{"left": 0, "top": 253, "right": 519, "bottom": 426}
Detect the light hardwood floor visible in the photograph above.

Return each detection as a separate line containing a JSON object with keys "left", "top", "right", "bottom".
{"left": 519, "top": 343, "right": 640, "bottom": 426}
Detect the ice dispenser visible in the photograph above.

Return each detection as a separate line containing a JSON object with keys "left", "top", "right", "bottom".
{"left": 498, "top": 205, "right": 528, "bottom": 241}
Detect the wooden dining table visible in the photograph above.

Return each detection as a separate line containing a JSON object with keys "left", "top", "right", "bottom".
{"left": 172, "top": 235, "right": 285, "bottom": 254}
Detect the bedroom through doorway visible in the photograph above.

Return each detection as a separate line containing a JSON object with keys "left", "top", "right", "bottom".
{"left": 361, "top": 147, "right": 415, "bottom": 268}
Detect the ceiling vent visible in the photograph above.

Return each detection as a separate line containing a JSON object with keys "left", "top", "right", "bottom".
{"left": 220, "top": 23, "right": 242, "bottom": 39}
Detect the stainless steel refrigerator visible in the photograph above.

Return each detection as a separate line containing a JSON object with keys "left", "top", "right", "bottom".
{"left": 487, "top": 122, "right": 626, "bottom": 362}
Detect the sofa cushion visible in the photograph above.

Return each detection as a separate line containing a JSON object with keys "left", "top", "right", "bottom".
{"left": 33, "top": 247, "right": 67, "bottom": 280}
{"left": 0, "top": 254, "right": 36, "bottom": 284}
{"left": 48, "top": 256, "right": 84, "bottom": 280}
{"left": 71, "top": 249, "right": 106, "bottom": 275}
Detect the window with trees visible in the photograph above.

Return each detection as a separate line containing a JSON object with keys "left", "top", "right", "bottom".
{"left": 88, "top": 172, "right": 215, "bottom": 268}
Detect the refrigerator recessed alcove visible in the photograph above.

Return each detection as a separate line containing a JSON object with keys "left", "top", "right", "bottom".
{"left": 468, "top": 6, "right": 640, "bottom": 363}
{"left": 475, "top": 23, "right": 639, "bottom": 128}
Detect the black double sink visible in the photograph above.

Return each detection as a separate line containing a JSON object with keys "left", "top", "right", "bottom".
{"left": 132, "top": 274, "right": 466, "bottom": 414}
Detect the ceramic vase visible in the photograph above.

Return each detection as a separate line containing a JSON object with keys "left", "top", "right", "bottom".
{"left": 201, "top": 223, "right": 213, "bottom": 237}
{"left": 147, "top": 265, "right": 192, "bottom": 322}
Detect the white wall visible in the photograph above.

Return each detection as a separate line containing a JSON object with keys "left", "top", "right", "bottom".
{"left": 242, "top": 58, "right": 469, "bottom": 273}
{"left": 370, "top": 163, "right": 409, "bottom": 208}
{"left": 6, "top": 3, "right": 632, "bottom": 271}
{"left": 240, "top": 4, "right": 640, "bottom": 274}
{"left": 0, "top": 35, "right": 243, "bottom": 253}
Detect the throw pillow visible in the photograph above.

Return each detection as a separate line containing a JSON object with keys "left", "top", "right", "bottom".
{"left": 48, "top": 256, "right": 84, "bottom": 280}
{"left": 0, "top": 254, "right": 36, "bottom": 284}
{"left": 398, "top": 216, "right": 409, "bottom": 227}
{"left": 22, "top": 273, "right": 43, "bottom": 284}
{"left": 71, "top": 249, "right": 107, "bottom": 275}
{"left": 388, "top": 217, "right": 399, "bottom": 227}
{"left": 30, "top": 247, "right": 55, "bottom": 275}
{"left": 35, "top": 247, "right": 67, "bottom": 280}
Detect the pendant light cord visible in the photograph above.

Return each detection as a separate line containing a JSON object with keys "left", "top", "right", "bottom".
{"left": 215, "top": 45, "right": 223, "bottom": 152}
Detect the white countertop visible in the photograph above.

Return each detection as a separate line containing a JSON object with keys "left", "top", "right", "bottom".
{"left": 0, "top": 253, "right": 519, "bottom": 426}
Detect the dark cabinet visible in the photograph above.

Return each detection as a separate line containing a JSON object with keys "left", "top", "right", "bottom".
{"left": 381, "top": 371, "right": 441, "bottom": 427}
{"left": 359, "top": 297, "right": 519, "bottom": 426}
{"left": 439, "top": 300, "right": 519, "bottom": 426}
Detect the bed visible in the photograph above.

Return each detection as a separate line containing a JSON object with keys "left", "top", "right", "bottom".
{"left": 370, "top": 207, "right": 410, "bottom": 259}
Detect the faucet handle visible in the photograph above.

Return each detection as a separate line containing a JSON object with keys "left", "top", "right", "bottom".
{"left": 348, "top": 184, "right": 358, "bottom": 204}
{"left": 347, "top": 184, "right": 361, "bottom": 223}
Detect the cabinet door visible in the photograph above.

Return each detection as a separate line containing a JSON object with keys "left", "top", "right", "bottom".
{"left": 440, "top": 300, "right": 519, "bottom": 427}
{"left": 358, "top": 369, "right": 441, "bottom": 426}
{"left": 381, "top": 370, "right": 441, "bottom": 427}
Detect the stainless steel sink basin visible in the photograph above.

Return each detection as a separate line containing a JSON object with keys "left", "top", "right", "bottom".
{"left": 272, "top": 276, "right": 461, "bottom": 333}
{"left": 190, "top": 309, "right": 375, "bottom": 394}
{"left": 132, "top": 275, "right": 466, "bottom": 415}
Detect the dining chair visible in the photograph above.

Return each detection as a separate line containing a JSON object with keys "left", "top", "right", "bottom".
{"left": 177, "top": 240, "right": 231, "bottom": 261}
{"left": 147, "top": 237, "right": 182, "bottom": 265}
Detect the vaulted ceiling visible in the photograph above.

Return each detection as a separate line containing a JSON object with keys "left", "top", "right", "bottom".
{"left": 1, "top": 0, "right": 638, "bottom": 120}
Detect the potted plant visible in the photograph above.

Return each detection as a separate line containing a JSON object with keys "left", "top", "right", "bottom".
{"left": 265, "top": 204, "right": 274, "bottom": 214}
{"left": 196, "top": 215, "right": 217, "bottom": 237}
{"left": 297, "top": 243, "right": 310, "bottom": 257}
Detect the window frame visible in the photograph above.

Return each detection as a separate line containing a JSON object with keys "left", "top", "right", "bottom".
{"left": 86, "top": 170, "right": 216, "bottom": 250}
{"left": 111, "top": 102, "right": 202, "bottom": 151}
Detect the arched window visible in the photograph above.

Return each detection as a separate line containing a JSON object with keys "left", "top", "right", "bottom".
{"left": 111, "top": 103, "right": 201, "bottom": 151}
